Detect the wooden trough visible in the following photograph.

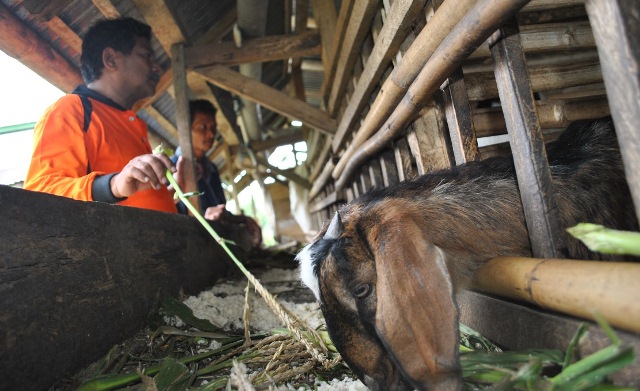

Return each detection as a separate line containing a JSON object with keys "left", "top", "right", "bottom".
{"left": 0, "top": 185, "right": 232, "bottom": 391}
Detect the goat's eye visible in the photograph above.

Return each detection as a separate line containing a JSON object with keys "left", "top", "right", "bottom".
{"left": 352, "top": 284, "right": 371, "bottom": 298}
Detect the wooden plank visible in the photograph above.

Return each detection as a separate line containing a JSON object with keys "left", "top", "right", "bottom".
{"left": 45, "top": 16, "right": 82, "bottom": 54}
{"left": 359, "top": 165, "right": 372, "bottom": 193}
{"left": 172, "top": 43, "right": 200, "bottom": 212}
{"left": 91, "top": 0, "right": 121, "bottom": 18}
{"left": 320, "top": 0, "right": 355, "bottom": 106}
{"left": 254, "top": 156, "right": 311, "bottom": 189}
{"left": 458, "top": 290, "right": 640, "bottom": 387}
{"left": 368, "top": 158, "right": 384, "bottom": 188}
{"left": 585, "top": 0, "right": 640, "bottom": 223}
{"left": 327, "top": 0, "right": 381, "bottom": 116}
{"left": 185, "top": 30, "right": 321, "bottom": 68}
{"left": 473, "top": 95, "right": 611, "bottom": 138}
{"left": 406, "top": 104, "right": 451, "bottom": 175}
{"left": 197, "top": 65, "right": 337, "bottom": 135}
{"left": 130, "top": 0, "right": 184, "bottom": 53}
{"left": 0, "top": 2, "right": 82, "bottom": 93}
{"left": 331, "top": 0, "right": 428, "bottom": 152}
{"left": 393, "top": 137, "right": 417, "bottom": 182}
{"left": 468, "top": 21, "right": 596, "bottom": 60}
{"left": 443, "top": 69, "right": 480, "bottom": 165}
{"left": 309, "top": 190, "right": 344, "bottom": 213}
{"left": 380, "top": 149, "right": 399, "bottom": 187}
{"left": 464, "top": 61, "right": 603, "bottom": 101}
{"left": 249, "top": 130, "right": 305, "bottom": 152}
{"left": 310, "top": 0, "right": 337, "bottom": 70}
{"left": 490, "top": 20, "right": 564, "bottom": 259}
{"left": 0, "top": 185, "right": 230, "bottom": 391}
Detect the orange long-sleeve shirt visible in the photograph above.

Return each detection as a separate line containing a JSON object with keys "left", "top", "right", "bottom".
{"left": 24, "top": 87, "right": 177, "bottom": 214}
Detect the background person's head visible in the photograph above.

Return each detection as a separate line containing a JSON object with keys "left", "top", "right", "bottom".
{"left": 80, "top": 17, "right": 153, "bottom": 84}
{"left": 189, "top": 100, "right": 218, "bottom": 159}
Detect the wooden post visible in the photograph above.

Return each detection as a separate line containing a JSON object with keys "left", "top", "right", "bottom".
{"left": 171, "top": 43, "right": 199, "bottom": 213}
{"left": 443, "top": 69, "right": 480, "bottom": 164}
{"left": 585, "top": 0, "right": 640, "bottom": 223}
{"left": 489, "top": 20, "right": 565, "bottom": 259}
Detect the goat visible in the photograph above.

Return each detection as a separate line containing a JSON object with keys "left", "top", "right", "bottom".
{"left": 296, "top": 117, "right": 638, "bottom": 391}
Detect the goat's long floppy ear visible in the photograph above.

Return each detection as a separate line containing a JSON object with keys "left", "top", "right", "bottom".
{"left": 374, "top": 217, "right": 462, "bottom": 390}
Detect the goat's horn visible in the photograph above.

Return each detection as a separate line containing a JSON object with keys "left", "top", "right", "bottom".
{"left": 324, "top": 212, "right": 343, "bottom": 240}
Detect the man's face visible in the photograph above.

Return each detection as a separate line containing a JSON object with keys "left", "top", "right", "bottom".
{"left": 119, "top": 37, "right": 160, "bottom": 102}
{"left": 191, "top": 111, "right": 217, "bottom": 158}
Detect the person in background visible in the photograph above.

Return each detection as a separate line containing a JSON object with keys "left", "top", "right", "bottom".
{"left": 24, "top": 17, "right": 177, "bottom": 213}
{"left": 172, "top": 99, "right": 262, "bottom": 248}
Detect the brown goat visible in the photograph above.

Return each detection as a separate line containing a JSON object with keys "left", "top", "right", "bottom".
{"left": 297, "top": 117, "right": 638, "bottom": 391}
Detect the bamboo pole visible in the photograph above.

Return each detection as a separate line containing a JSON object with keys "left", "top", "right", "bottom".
{"left": 330, "top": 0, "right": 477, "bottom": 178}
{"left": 334, "top": 0, "right": 530, "bottom": 191}
{"left": 472, "top": 257, "right": 640, "bottom": 334}
{"left": 473, "top": 96, "right": 611, "bottom": 138}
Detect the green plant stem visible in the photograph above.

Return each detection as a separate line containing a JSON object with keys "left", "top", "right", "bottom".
{"left": 76, "top": 340, "right": 243, "bottom": 391}
{"left": 165, "top": 172, "right": 253, "bottom": 279}
{"left": 567, "top": 223, "right": 640, "bottom": 256}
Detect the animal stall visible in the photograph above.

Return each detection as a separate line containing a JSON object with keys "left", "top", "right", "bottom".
{"left": 302, "top": 0, "right": 640, "bottom": 389}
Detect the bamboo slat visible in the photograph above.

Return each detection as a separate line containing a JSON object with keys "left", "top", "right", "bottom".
{"left": 473, "top": 257, "right": 640, "bottom": 334}
{"left": 330, "top": 0, "right": 476, "bottom": 177}
{"left": 334, "top": 0, "right": 530, "bottom": 191}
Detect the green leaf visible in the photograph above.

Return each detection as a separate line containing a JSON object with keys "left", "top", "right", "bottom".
{"left": 160, "top": 295, "right": 223, "bottom": 333}
{"left": 152, "top": 358, "right": 196, "bottom": 391}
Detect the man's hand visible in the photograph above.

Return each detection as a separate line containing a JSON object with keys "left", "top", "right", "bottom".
{"left": 110, "top": 153, "right": 176, "bottom": 198}
{"left": 204, "top": 204, "right": 228, "bottom": 221}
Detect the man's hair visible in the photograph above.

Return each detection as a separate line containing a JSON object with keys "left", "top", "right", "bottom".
{"left": 189, "top": 99, "right": 217, "bottom": 122}
{"left": 80, "top": 17, "right": 152, "bottom": 83}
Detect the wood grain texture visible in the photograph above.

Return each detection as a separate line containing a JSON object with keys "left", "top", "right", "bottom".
{"left": 0, "top": 185, "right": 231, "bottom": 391}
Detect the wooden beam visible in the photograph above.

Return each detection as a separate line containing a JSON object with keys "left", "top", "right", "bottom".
{"left": 0, "top": 186, "right": 231, "bottom": 391}
{"left": 254, "top": 156, "right": 311, "bottom": 189}
{"left": 185, "top": 30, "right": 321, "bottom": 68}
{"left": 172, "top": 43, "right": 199, "bottom": 212}
{"left": 310, "top": 0, "right": 337, "bottom": 70}
{"left": 490, "top": 20, "right": 564, "bottom": 259}
{"left": 0, "top": 2, "right": 82, "bottom": 93}
{"left": 310, "top": 190, "right": 344, "bottom": 213}
{"left": 320, "top": 0, "right": 355, "bottom": 106}
{"left": 585, "top": 0, "right": 640, "bottom": 223}
{"left": 130, "top": 0, "right": 185, "bottom": 54}
{"left": 45, "top": 17, "right": 82, "bottom": 55}
{"left": 327, "top": 0, "right": 381, "bottom": 116}
{"left": 91, "top": 0, "right": 121, "bottom": 19}
{"left": 249, "top": 130, "right": 305, "bottom": 152}
{"left": 197, "top": 65, "right": 337, "bottom": 135}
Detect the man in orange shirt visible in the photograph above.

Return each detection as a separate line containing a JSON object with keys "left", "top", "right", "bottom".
{"left": 25, "top": 17, "right": 177, "bottom": 213}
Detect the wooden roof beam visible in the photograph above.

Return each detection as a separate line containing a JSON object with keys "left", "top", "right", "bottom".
{"left": 0, "top": 2, "right": 82, "bottom": 93}
{"left": 185, "top": 30, "right": 321, "bottom": 68}
{"left": 197, "top": 65, "right": 337, "bottom": 136}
